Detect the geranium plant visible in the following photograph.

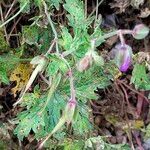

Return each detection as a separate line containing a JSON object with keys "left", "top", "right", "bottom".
{"left": 0, "top": 0, "right": 149, "bottom": 149}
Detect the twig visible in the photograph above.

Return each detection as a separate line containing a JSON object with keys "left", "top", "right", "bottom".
{"left": 114, "top": 82, "right": 125, "bottom": 115}
{"left": 132, "top": 131, "right": 144, "bottom": 150}
{"left": 118, "top": 82, "right": 130, "bottom": 107}
{"left": 13, "top": 18, "right": 20, "bottom": 46}
{"left": 4, "top": 34, "right": 19, "bottom": 37}
{"left": 1, "top": 1, "right": 13, "bottom": 8}
{"left": 117, "top": 79, "right": 149, "bottom": 103}
{"left": 39, "top": 73, "right": 50, "bottom": 86}
{"left": 94, "top": 0, "right": 99, "bottom": 27}
{"left": 90, "top": 100, "right": 101, "bottom": 109}
{"left": 52, "top": 10, "right": 65, "bottom": 17}
{"left": 8, "top": 15, "right": 22, "bottom": 40}
{"left": 5, "top": 0, "right": 16, "bottom": 19}
{"left": 0, "top": 4, "right": 9, "bottom": 44}
{"left": 0, "top": 1, "right": 27, "bottom": 28}
{"left": 137, "top": 91, "right": 144, "bottom": 116}
{"left": 88, "top": 0, "right": 104, "bottom": 18}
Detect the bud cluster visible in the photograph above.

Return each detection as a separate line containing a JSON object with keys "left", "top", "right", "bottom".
{"left": 111, "top": 24, "right": 149, "bottom": 72}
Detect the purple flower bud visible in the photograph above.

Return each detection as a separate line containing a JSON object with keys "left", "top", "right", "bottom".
{"left": 65, "top": 99, "right": 76, "bottom": 124}
{"left": 67, "top": 99, "right": 76, "bottom": 109}
{"left": 111, "top": 43, "right": 133, "bottom": 72}
{"left": 77, "top": 53, "right": 92, "bottom": 72}
{"left": 132, "top": 24, "right": 149, "bottom": 40}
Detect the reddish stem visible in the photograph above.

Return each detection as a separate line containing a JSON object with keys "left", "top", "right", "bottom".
{"left": 136, "top": 91, "right": 145, "bottom": 116}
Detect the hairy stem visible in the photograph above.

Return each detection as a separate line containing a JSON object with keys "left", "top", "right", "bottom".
{"left": 68, "top": 70, "right": 76, "bottom": 101}
{"left": 40, "top": 73, "right": 62, "bottom": 113}
{"left": 43, "top": 0, "right": 59, "bottom": 54}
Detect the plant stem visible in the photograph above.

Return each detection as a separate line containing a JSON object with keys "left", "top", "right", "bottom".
{"left": 118, "top": 30, "right": 125, "bottom": 45}
{"left": 8, "top": 15, "right": 22, "bottom": 41}
{"left": 45, "top": 39, "right": 56, "bottom": 55}
{"left": 40, "top": 73, "right": 62, "bottom": 113}
{"left": 102, "top": 30, "right": 118, "bottom": 39}
{"left": 84, "top": 0, "right": 87, "bottom": 18}
{"left": 88, "top": 0, "right": 104, "bottom": 18}
{"left": 0, "top": 4, "right": 9, "bottom": 45}
{"left": 94, "top": 0, "right": 99, "bottom": 28}
{"left": 68, "top": 70, "right": 76, "bottom": 101}
{"left": 0, "top": 1, "right": 27, "bottom": 28}
{"left": 43, "top": 0, "right": 59, "bottom": 54}
{"left": 5, "top": 0, "right": 16, "bottom": 19}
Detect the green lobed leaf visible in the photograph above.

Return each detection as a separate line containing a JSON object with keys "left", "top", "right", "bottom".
{"left": 0, "top": 55, "right": 20, "bottom": 84}
{"left": 47, "top": 54, "right": 68, "bottom": 76}
{"left": 60, "top": 27, "right": 73, "bottom": 51}
{"left": 50, "top": 0, "right": 62, "bottom": 10}
{"left": 131, "top": 64, "right": 150, "bottom": 90}
{"left": 73, "top": 104, "right": 93, "bottom": 135}
{"left": 144, "top": 124, "right": 150, "bottom": 140}
{"left": 0, "top": 66, "right": 9, "bottom": 84}
{"left": 18, "top": 0, "right": 30, "bottom": 13}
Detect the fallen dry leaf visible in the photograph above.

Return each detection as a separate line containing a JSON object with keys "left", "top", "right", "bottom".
{"left": 139, "top": 8, "right": 150, "bottom": 18}
{"left": 110, "top": 0, "right": 130, "bottom": 13}
{"left": 10, "top": 63, "right": 33, "bottom": 96}
{"left": 131, "top": 0, "right": 144, "bottom": 9}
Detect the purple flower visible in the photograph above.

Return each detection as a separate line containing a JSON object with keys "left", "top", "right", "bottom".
{"left": 111, "top": 43, "right": 133, "bottom": 72}
{"left": 119, "top": 55, "right": 131, "bottom": 72}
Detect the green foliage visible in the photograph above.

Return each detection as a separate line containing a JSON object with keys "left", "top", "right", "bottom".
{"left": 0, "top": 55, "right": 20, "bottom": 84}
{"left": 49, "top": 0, "right": 62, "bottom": 10}
{"left": 64, "top": 0, "right": 85, "bottom": 30}
{"left": 22, "top": 25, "right": 39, "bottom": 45}
{"left": 59, "top": 139, "right": 85, "bottom": 150}
{"left": 84, "top": 136, "right": 130, "bottom": 150}
{"left": 13, "top": 0, "right": 114, "bottom": 146}
{"left": 60, "top": 27, "right": 73, "bottom": 51}
{"left": 46, "top": 54, "right": 68, "bottom": 76}
{"left": 73, "top": 104, "right": 93, "bottom": 135}
{"left": 0, "top": 66, "right": 9, "bottom": 84}
{"left": 14, "top": 92, "right": 66, "bottom": 140}
{"left": 18, "top": 0, "right": 62, "bottom": 13}
{"left": 22, "top": 25, "right": 52, "bottom": 53}
{"left": 131, "top": 63, "right": 150, "bottom": 90}
{"left": 143, "top": 124, "right": 150, "bottom": 140}
{"left": 74, "top": 65, "right": 109, "bottom": 101}
{"left": 0, "top": 30, "right": 9, "bottom": 53}
{"left": 18, "top": 0, "right": 30, "bottom": 13}
{"left": 3, "top": 0, "right": 147, "bottom": 149}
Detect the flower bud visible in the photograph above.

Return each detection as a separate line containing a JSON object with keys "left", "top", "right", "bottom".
{"left": 64, "top": 99, "right": 76, "bottom": 124}
{"left": 111, "top": 43, "right": 132, "bottom": 72}
{"left": 77, "top": 53, "right": 92, "bottom": 72}
{"left": 132, "top": 24, "right": 149, "bottom": 40}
